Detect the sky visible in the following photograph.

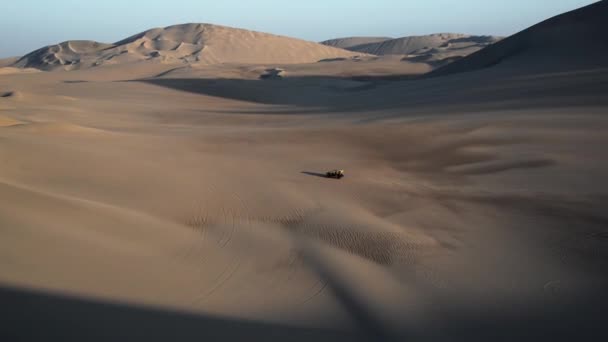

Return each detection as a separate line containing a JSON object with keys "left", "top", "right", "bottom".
{"left": 0, "top": 0, "right": 599, "bottom": 58}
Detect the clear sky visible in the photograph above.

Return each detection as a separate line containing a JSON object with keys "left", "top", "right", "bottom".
{"left": 0, "top": 0, "right": 599, "bottom": 57}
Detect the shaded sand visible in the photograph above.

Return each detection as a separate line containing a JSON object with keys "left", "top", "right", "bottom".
{"left": 1, "top": 3, "right": 608, "bottom": 341}
{"left": 321, "top": 37, "right": 393, "bottom": 49}
{"left": 432, "top": 0, "right": 608, "bottom": 76}
{"left": 154, "top": 55, "right": 432, "bottom": 81}
{"left": 327, "top": 33, "right": 500, "bottom": 55}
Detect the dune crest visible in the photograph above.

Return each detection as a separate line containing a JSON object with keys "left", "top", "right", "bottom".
{"left": 431, "top": 0, "right": 608, "bottom": 76}
{"left": 12, "top": 23, "right": 364, "bottom": 71}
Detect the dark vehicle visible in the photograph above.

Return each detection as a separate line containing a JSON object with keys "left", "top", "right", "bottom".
{"left": 326, "top": 169, "right": 345, "bottom": 179}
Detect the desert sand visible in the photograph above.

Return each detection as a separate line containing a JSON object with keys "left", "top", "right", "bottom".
{"left": 1, "top": 1, "right": 608, "bottom": 341}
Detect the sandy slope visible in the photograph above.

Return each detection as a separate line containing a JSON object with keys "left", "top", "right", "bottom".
{"left": 432, "top": 0, "right": 608, "bottom": 76}
{"left": 1, "top": 3, "right": 608, "bottom": 342}
{"left": 12, "top": 24, "right": 365, "bottom": 71}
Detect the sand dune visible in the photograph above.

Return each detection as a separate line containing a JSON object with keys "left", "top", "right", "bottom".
{"left": 1, "top": 2, "right": 608, "bottom": 341}
{"left": 13, "top": 24, "right": 364, "bottom": 71}
{"left": 432, "top": 0, "right": 608, "bottom": 76}
{"left": 322, "top": 34, "right": 502, "bottom": 66}
{"left": 331, "top": 34, "right": 500, "bottom": 55}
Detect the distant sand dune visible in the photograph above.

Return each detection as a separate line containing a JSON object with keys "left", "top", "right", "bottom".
{"left": 322, "top": 34, "right": 503, "bottom": 66}
{"left": 12, "top": 24, "right": 364, "bottom": 71}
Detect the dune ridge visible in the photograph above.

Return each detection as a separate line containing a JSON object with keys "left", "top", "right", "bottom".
{"left": 431, "top": 0, "right": 608, "bottom": 76}
{"left": 322, "top": 33, "right": 502, "bottom": 65}
{"left": 12, "top": 23, "right": 364, "bottom": 71}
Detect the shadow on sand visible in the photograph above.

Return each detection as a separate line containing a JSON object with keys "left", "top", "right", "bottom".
{"left": 134, "top": 70, "right": 608, "bottom": 116}
{"left": 0, "top": 284, "right": 360, "bottom": 342}
{"left": 1, "top": 281, "right": 607, "bottom": 341}
{"left": 136, "top": 77, "right": 377, "bottom": 111}
{"left": 301, "top": 171, "right": 328, "bottom": 178}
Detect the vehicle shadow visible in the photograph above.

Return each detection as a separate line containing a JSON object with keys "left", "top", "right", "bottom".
{"left": 301, "top": 171, "right": 327, "bottom": 178}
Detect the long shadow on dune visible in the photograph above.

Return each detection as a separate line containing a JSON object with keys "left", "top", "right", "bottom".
{"left": 136, "top": 68, "right": 608, "bottom": 117}
{"left": 2, "top": 280, "right": 607, "bottom": 342}
{"left": 137, "top": 77, "right": 371, "bottom": 111}
{"left": 0, "top": 284, "right": 361, "bottom": 342}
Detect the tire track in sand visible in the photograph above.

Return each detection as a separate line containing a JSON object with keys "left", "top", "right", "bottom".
{"left": 189, "top": 188, "right": 250, "bottom": 305}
